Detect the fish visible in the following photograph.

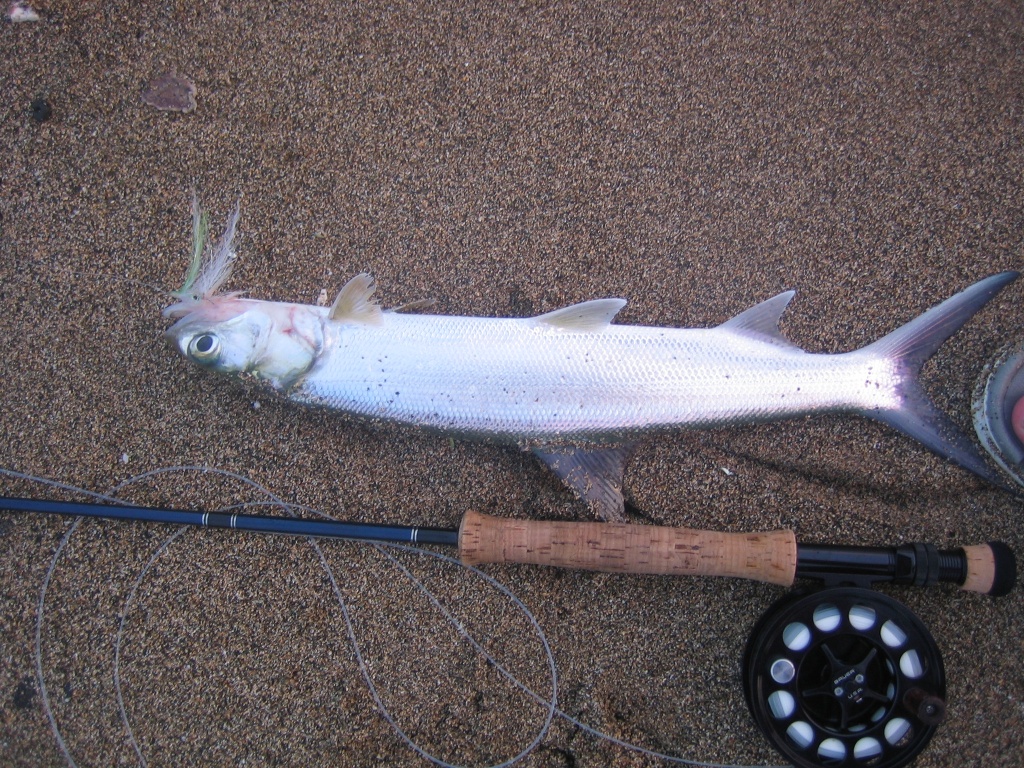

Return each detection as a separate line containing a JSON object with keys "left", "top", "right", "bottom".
{"left": 164, "top": 201, "right": 1018, "bottom": 520}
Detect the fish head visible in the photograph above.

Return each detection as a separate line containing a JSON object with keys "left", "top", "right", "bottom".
{"left": 164, "top": 296, "right": 323, "bottom": 390}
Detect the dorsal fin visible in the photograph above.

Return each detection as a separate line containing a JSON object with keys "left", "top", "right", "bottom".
{"left": 534, "top": 298, "right": 627, "bottom": 331}
{"left": 329, "top": 273, "right": 384, "bottom": 325}
{"left": 719, "top": 290, "right": 798, "bottom": 348}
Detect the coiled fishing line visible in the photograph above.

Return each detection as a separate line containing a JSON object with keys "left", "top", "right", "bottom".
{"left": 5, "top": 466, "right": 778, "bottom": 768}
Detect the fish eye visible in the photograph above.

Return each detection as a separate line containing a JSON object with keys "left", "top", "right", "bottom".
{"left": 188, "top": 333, "right": 220, "bottom": 360}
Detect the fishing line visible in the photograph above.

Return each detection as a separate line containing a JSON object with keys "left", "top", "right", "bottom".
{"left": 365, "top": 545, "right": 558, "bottom": 768}
{"left": 2, "top": 465, "right": 166, "bottom": 768}
{"left": 107, "top": 466, "right": 559, "bottom": 767}
{"left": 113, "top": 526, "right": 189, "bottom": 767}
{"left": 34, "top": 516, "right": 81, "bottom": 768}
{"left": 5, "top": 465, "right": 780, "bottom": 768}
{"left": 108, "top": 467, "right": 558, "bottom": 768}
{"left": 16, "top": 466, "right": 558, "bottom": 768}
{"left": 373, "top": 544, "right": 781, "bottom": 768}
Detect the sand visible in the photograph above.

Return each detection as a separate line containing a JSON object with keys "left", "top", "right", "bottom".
{"left": 1, "top": 1, "right": 1022, "bottom": 766}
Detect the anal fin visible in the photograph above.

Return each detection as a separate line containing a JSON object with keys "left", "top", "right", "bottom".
{"left": 532, "top": 445, "right": 635, "bottom": 522}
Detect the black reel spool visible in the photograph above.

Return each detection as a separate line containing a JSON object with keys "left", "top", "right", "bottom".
{"left": 743, "top": 587, "right": 946, "bottom": 768}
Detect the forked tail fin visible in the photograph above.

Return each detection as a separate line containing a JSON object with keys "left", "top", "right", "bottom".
{"left": 859, "top": 272, "right": 1019, "bottom": 491}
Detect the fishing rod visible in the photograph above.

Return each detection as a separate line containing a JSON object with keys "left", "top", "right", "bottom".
{"left": 1, "top": 495, "right": 1014, "bottom": 596}
{"left": 4, "top": 493, "right": 1017, "bottom": 768}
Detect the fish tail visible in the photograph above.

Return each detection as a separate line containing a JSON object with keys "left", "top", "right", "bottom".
{"left": 860, "top": 271, "right": 1019, "bottom": 491}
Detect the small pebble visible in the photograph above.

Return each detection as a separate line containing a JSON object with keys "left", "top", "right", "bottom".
{"left": 29, "top": 97, "right": 51, "bottom": 123}
{"left": 141, "top": 71, "right": 197, "bottom": 113}
{"left": 6, "top": 1, "right": 40, "bottom": 22}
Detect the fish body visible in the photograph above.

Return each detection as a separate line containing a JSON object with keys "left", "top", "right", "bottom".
{"left": 165, "top": 205, "right": 1017, "bottom": 519}
{"left": 293, "top": 301, "right": 886, "bottom": 443}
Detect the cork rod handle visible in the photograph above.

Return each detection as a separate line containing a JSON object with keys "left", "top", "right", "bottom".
{"left": 458, "top": 510, "right": 798, "bottom": 586}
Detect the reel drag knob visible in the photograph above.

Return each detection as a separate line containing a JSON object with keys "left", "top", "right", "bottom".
{"left": 742, "top": 588, "right": 945, "bottom": 768}
{"left": 902, "top": 687, "right": 947, "bottom": 726}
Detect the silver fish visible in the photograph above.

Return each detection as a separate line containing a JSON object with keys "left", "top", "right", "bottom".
{"left": 165, "top": 203, "right": 1017, "bottom": 519}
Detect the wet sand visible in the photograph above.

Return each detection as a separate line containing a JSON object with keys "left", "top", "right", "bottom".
{"left": 1, "top": 2, "right": 1022, "bottom": 766}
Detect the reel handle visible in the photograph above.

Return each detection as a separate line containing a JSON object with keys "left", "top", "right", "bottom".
{"left": 458, "top": 510, "right": 797, "bottom": 585}
{"left": 458, "top": 511, "right": 1016, "bottom": 595}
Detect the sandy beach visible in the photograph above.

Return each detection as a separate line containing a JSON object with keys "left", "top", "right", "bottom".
{"left": 1, "top": 2, "right": 1022, "bottom": 766}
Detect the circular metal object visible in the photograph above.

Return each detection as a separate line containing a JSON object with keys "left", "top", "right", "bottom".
{"left": 743, "top": 588, "right": 945, "bottom": 768}
{"left": 973, "top": 339, "right": 1024, "bottom": 487}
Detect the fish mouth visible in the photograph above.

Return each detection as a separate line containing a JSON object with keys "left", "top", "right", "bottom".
{"left": 162, "top": 326, "right": 190, "bottom": 357}
{"left": 162, "top": 312, "right": 204, "bottom": 356}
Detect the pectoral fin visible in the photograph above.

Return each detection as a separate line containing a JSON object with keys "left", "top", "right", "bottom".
{"left": 532, "top": 444, "right": 635, "bottom": 522}
{"left": 330, "top": 273, "right": 384, "bottom": 325}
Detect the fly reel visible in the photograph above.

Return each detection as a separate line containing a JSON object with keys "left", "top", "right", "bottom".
{"left": 743, "top": 587, "right": 946, "bottom": 768}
